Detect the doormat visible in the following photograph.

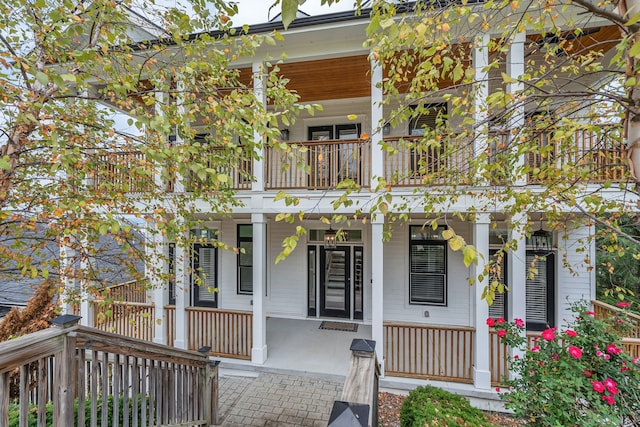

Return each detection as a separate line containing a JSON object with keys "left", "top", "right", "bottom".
{"left": 319, "top": 321, "right": 358, "bottom": 332}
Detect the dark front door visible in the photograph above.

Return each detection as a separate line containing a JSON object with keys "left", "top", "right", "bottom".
{"left": 320, "top": 247, "right": 350, "bottom": 318}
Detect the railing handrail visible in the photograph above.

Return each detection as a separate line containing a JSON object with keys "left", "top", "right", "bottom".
{"left": 185, "top": 306, "right": 252, "bottom": 315}
{"left": 383, "top": 321, "right": 475, "bottom": 332}
{"left": 592, "top": 299, "right": 640, "bottom": 323}
{"left": 274, "top": 137, "right": 367, "bottom": 146}
{"left": 92, "top": 300, "right": 154, "bottom": 308}
{"left": 0, "top": 327, "right": 69, "bottom": 372}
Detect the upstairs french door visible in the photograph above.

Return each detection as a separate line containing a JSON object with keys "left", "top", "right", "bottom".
{"left": 308, "top": 124, "right": 361, "bottom": 188}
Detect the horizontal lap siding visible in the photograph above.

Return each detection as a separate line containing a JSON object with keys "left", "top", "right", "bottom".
{"left": 383, "top": 221, "right": 472, "bottom": 327}
{"left": 557, "top": 223, "right": 594, "bottom": 327}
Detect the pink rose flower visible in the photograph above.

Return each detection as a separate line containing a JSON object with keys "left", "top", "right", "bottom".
{"left": 486, "top": 318, "right": 495, "bottom": 327}
{"left": 586, "top": 311, "right": 595, "bottom": 316}
{"left": 541, "top": 328, "right": 555, "bottom": 341}
{"left": 495, "top": 387, "right": 501, "bottom": 392}
{"left": 564, "top": 329, "right": 577, "bottom": 337}
{"left": 496, "top": 317, "right": 505, "bottom": 324}
{"left": 604, "top": 378, "right": 619, "bottom": 395}
{"left": 604, "top": 354, "right": 611, "bottom": 360}
{"left": 591, "top": 381, "right": 605, "bottom": 393}
{"left": 514, "top": 318, "right": 525, "bottom": 328}
{"left": 596, "top": 350, "right": 603, "bottom": 357}
{"left": 606, "top": 344, "right": 622, "bottom": 355}
{"left": 616, "top": 301, "right": 631, "bottom": 308}
{"left": 497, "top": 329, "right": 507, "bottom": 338}
{"left": 531, "top": 346, "right": 540, "bottom": 353}
{"left": 602, "top": 395, "right": 615, "bottom": 405}
{"left": 567, "top": 346, "right": 583, "bottom": 359}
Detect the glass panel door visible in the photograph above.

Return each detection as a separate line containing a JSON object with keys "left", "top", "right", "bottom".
{"left": 308, "top": 126, "right": 333, "bottom": 188}
{"left": 308, "top": 247, "right": 317, "bottom": 317}
{"left": 320, "top": 247, "right": 350, "bottom": 318}
{"left": 353, "top": 246, "right": 363, "bottom": 320}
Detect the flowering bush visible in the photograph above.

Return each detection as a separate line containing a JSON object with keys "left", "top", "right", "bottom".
{"left": 492, "top": 303, "right": 640, "bottom": 426}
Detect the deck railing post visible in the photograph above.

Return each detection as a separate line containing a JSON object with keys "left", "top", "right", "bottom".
{"left": 329, "top": 339, "right": 379, "bottom": 427}
{"left": 202, "top": 359, "right": 219, "bottom": 426}
{"left": 50, "top": 315, "right": 81, "bottom": 426}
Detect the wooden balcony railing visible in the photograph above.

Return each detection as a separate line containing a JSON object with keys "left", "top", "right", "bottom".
{"left": 383, "top": 135, "right": 474, "bottom": 186}
{"left": 186, "top": 307, "right": 253, "bottom": 360}
{"left": 92, "top": 301, "right": 155, "bottom": 341}
{"left": 185, "top": 147, "right": 253, "bottom": 192}
{"left": 265, "top": 138, "right": 371, "bottom": 189}
{"left": 91, "top": 129, "right": 626, "bottom": 192}
{"left": 0, "top": 317, "right": 218, "bottom": 427}
{"left": 102, "top": 279, "right": 147, "bottom": 303}
{"left": 592, "top": 299, "right": 640, "bottom": 338}
{"left": 384, "top": 322, "right": 475, "bottom": 383}
{"left": 93, "top": 151, "right": 154, "bottom": 193}
{"left": 490, "top": 330, "right": 541, "bottom": 386}
{"left": 164, "top": 306, "right": 252, "bottom": 360}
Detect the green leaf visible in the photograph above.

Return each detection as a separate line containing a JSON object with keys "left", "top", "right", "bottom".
{"left": 35, "top": 72, "right": 49, "bottom": 86}
{"left": 463, "top": 245, "right": 477, "bottom": 267}
{"left": 630, "top": 40, "right": 640, "bottom": 58}
{"left": 281, "top": 0, "right": 303, "bottom": 30}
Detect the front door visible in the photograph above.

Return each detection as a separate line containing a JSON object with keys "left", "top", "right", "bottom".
{"left": 320, "top": 247, "right": 350, "bottom": 318}
{"left": 192, "top": 243, "right": 218, "bottom": 307}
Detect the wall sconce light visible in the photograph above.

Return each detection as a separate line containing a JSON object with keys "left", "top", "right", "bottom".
{"left": 382, "top": 123, "right": 391, "bottom": 136}
{"left": 280, "top": 129, "right": 290, "bottom": 141}
{"left": 324, "top": 227, "right": 337, "bottom": 249}
{"left": 531, "top": 221, "right": 552, "bottom": 252}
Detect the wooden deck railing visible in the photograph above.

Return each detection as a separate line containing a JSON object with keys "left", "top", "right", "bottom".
{"left": 383, "top": 135, "right": 474, "bottom": 186}
{"left": 592, "top": 299, "right": 640, "bottom": 338}
{"left": 0, "top": 316, "right": 218, "bottom": 427}
{"left": 92, "top": 301, "right": 155, "bottom": 342}
{"left": 93, "top": 151, "right": 153, "bottom": 193}
{"left": 490, "top": 331, "right": 541, "bottom": 386}
{"left": 102, "top": 279, "right": 148, "bottom": 303}
{"left": 186, "top": 307, "right": 253, "bottom": 359}
{"left": 384, "top": 322, "right": 474, "bottom": 383}
{"left": 185, "top": 146, "right": 253, "bottom": 192}
{"left": 265, "top": 138, "right": 371, "bottom": 189}
{"left": 91, "top": 129, "right": 626, "bottom": 192}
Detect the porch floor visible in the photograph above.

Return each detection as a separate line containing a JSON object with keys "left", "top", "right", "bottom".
{"left": 221, "top": 317, "right": 372, "bottom": 377}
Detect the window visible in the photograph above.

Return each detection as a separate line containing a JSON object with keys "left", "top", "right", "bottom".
{"left": 237, "top": 224, "right": 253, "bottom": 294}
{"left": 307, "top": 124, "right": 362, "bottom": 187}
{"left": 408, "top": 103, "right": 447, "bottom": 176}
{"left": 409, "top": 225, "right": 447, "bottom": 305}
{"left": 192, "top": 243, "right": 218, "bottom": 307}
{"left": 486, "top": 250, "right": 555, "bottom": 331}
{"left": 488, "top": 250, "right": 507, "bottom": 319}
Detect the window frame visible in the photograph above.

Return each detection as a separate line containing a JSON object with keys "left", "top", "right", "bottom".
{"left": 237, "top": 224, "right": 253, "bottom": 295}
{"left": 408, "top": 225, "right": 448, "bottom": 306}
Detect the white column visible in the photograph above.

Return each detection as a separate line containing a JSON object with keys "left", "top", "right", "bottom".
{"left": 508, "top": 212, "right": 527, "bottom": 361}
{"left": 173, "top": 234, "right": 189, "bottom": 349}
{"left": 473, "top": 33, "right": 490, "bottom": 185}
{"left": 507, "top": 30, "right": 527, "bottom": 186}
{"left": 173, "top": 77, "right": 186, "bottom": 193}
{"left": 146, "top": 223, "right": 169, "bottom": 345}
{"left": 370, "top": 55, "right": 384, "bottom": 191}
{"left": 154, "top": 90, "right": 167, "bottom": 190}
{"left": 252, "top": 61, "right": 266, "bottom": 193}
{"left": 371, "top": 216, "right": 385, "bottom": 374}
{"left": 473, "top": 213, "right": 491, "bottom": 389}
{"left": 58, "top": 243, "right": 77, "bottom": 315}
{"left": 251, "top": 212, "right": 268, "bottom": 363}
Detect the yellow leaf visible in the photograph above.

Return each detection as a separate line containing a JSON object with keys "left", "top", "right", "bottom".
{"left": 442, "top": 228, "right": 455, "bottom": 240}
{"left": 347, "top": 114, "right": 358, "bottom": 120}
{"left": 449, "top": 235, "right": 465, "bottom": 251}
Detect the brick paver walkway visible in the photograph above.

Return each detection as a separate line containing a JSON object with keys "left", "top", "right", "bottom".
{"left": 217, "top": 371, "right": 343, "bottom": 427}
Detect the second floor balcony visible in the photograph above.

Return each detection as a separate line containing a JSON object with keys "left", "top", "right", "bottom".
{"left": 91, "top": 129, "right": 628, "bottom": 195}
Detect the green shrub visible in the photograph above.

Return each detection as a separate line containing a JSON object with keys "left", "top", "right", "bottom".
{"left": 399, "top": 385, "right": 492, "bottom": 427}
{"left": 8, "top": 395, "right": 147, "bottom": 426}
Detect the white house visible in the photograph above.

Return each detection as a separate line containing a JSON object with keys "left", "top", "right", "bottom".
{"left": 73, "top": 3, "right": 631, "bottom": 392}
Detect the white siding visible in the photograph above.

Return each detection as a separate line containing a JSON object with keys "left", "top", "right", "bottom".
{"left": 216, "top": 220, "right": 253, "bottom": 311}
{"left": 556, "top": 222, "right": 595, "bottom": 327}
{"left": 383, "top": 221, "right": 473, "bottom": 326}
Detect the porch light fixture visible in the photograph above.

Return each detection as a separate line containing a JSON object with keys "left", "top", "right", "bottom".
{"left": 324, "top": 227, "right": 337, "bottom": 249}
{"left": 280, "top": 129, "right": 290, "bottom": 141}
{"left": 382, "top": 122, "right": 391, "bottom": 135}
{"left": 531, "top": 224, "right": 552, "bottom": 252}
